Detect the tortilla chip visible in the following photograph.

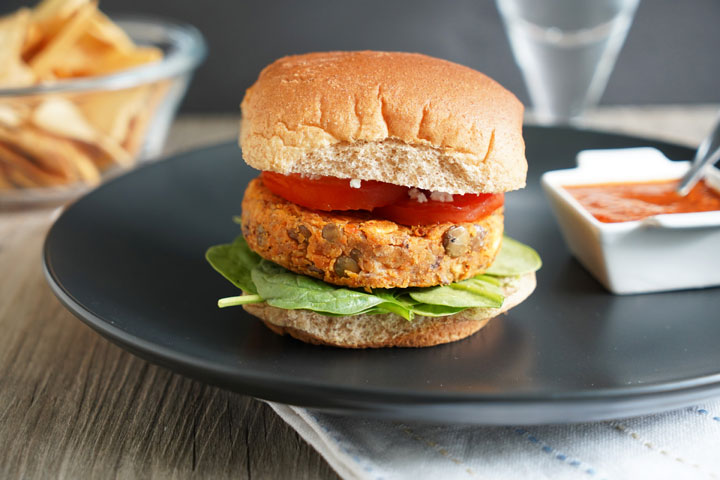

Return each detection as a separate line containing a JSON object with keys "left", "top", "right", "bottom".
{"left": 30, "top": 0, "right": 90, "bottom": 25}
{"left": 0, "top": 126, "right": 78, "bottom": 181}
{"left": 28, "top": 1, "right": 97, "bottom": 79}
{"left": 0, "top": 62, "right": 36, "bottom": 87}
{"left": 0, "top": 104, "right": 26, "bottom": 129}
{"left": 2, "top": 162, "right": 41, "bottom": 188}
{"left": 47, "top": 33, "right": 107, "bottom": 78}
{"left": 0, "top": 9, "right": 36, "bottom": 87}
{"left": 0, "top": 8, "right": 30, "bottom": 67}
{"left": 23, "top": 0, "right": 89, "bottom": 59}
{"left": 86, "top": 46, "right": 164, "bottom": 77}
{"left": 86, "top": 10, "right": 135, "bottom": 52}
{"left": 0, "top": 140, "right": 69, "bottom": 187}
{"left": 32, "top": 96, "right": 132, "bottom": 168}
{"left": 76, "top": 86, "right": 148, "bottom": 143}
{"left": 65, "top": 143, "right": 101, "bottom": 184}
{"left": 32, "top": 97, "right": 96, "bottom": 142}
{"left": 123, "top": 80, "right": 171, "bottom": 156}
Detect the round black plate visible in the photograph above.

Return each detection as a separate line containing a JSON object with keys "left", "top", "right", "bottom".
{"left": 44, "top": 126, "right": 720, "bottom": 425}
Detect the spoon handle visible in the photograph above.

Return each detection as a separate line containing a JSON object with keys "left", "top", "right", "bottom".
{"left": 677, "top": 111, "right": 720, "bottom": 195}
{"left": 677, "top": 147, "right": 720, "bottom": 196}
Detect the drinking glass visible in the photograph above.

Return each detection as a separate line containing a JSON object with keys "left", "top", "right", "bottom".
{"left": 496, "top": 0, "right": 640, "bottom": 124}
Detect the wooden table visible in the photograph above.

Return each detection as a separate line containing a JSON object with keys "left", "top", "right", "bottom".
{"left": 1, "top": 106, "right": 716, "bottom": 479}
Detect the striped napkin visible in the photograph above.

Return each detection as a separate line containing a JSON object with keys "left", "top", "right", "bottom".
{"left": 269, "top": 399, "right": 720, "bottom": 480}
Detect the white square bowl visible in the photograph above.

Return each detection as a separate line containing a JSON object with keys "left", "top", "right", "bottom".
{"left": 541, "top": 147, "right": 720, "bottom": 294}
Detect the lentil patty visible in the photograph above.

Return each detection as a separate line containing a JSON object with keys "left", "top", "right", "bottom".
{"left": 241, "top": 178, "right": 504, "bottom": 289}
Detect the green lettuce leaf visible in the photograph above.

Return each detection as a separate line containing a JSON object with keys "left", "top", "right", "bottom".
{"left": 205, "top": 233, "right": 540, "bottom": 320}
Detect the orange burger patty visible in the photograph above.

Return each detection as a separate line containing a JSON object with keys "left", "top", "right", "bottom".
{"left": 241, "top": 178, "right": 504, "bottom": 289}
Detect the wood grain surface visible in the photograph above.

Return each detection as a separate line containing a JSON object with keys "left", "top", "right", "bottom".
{"left": 0, "top": 209, "right": 338, "bottom": 480}
{"left": 0, "top": 108, "right": 714, "bottom": 480}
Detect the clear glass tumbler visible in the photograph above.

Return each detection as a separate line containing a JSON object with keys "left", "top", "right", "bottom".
{"left": 496, "top": 0, "right": 640, "bottom": 124}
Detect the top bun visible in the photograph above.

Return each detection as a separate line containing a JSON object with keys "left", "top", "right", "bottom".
{"left": 240, "top": 51, "right": 526, "bottom": 194}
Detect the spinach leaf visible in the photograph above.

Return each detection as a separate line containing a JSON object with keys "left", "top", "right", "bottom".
{"left": 485, "top": 236, "right": 542, "bottom": 277}
{"left": 373, "top": 291, "right": 415, "bottom": 321}
{"left": 251, "top": 260, "right": 386, "bottom": 315}
{"left": 404, "top": 303, "right": 466, "bottom": 317}
{"left": 205, "top": 236, "right": 261, "bottom": 293}
{"left": 408, "top": 275, "right": 504, "bottom": 308}
{"left": 207, "top": 232, "right": 541, "bottom": 320}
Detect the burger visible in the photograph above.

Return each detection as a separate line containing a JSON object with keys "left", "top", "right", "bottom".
{"left": 206, "top": 51, "right": 540, "bottom": 348}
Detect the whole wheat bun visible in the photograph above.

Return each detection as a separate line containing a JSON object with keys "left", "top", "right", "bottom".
{"left": 240, "top": 51, "right": 526, "bottom": 194}
{"left": 243, "top": 272, "right": 535, "bottom": 348}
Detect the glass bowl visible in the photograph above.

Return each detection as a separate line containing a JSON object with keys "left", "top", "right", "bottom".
{"left": 0, "top": 16, "right": 206, "bottom": 207}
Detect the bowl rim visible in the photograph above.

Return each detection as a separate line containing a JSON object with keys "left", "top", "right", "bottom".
{"left": 0, "top": 15, "right": 206, "bottom": 97}
{"left": 540, "top": 148, "right": 720, "bottom": 233}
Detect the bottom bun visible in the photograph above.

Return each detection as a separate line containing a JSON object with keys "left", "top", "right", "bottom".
{"left": 243, "top": 272, "right": 536, "bottom": 348}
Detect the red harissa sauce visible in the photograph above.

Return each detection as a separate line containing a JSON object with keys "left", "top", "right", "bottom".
{"left": 564, "top": 179, "right": 720, "bottom": 223}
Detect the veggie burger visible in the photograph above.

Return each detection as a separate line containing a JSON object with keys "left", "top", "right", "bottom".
{"left": 207, "top": 51, "right": 541, "bottom": 348}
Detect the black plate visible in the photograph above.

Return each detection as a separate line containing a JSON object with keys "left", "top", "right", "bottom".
{"left": 44, "top": 126, "right": 720, "bottom": 425}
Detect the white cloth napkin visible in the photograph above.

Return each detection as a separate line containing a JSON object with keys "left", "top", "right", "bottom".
{"left": 269, "top": 399, "right": 720, "bottom": 480}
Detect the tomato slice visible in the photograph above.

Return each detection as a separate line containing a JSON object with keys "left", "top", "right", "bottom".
{"left": 375, "top": 192, "right": 504, "bottom": 226}
{"left": 261, "top": 172, "right": 408, "bottom": 211}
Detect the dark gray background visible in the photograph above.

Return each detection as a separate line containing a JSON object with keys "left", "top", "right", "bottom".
{"left": 5, "top": 0, "right": 720, "bottom": 111}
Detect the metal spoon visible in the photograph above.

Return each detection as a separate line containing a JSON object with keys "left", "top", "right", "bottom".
{"left": 676, "top": 111, "right": 720, "bottom": 196}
